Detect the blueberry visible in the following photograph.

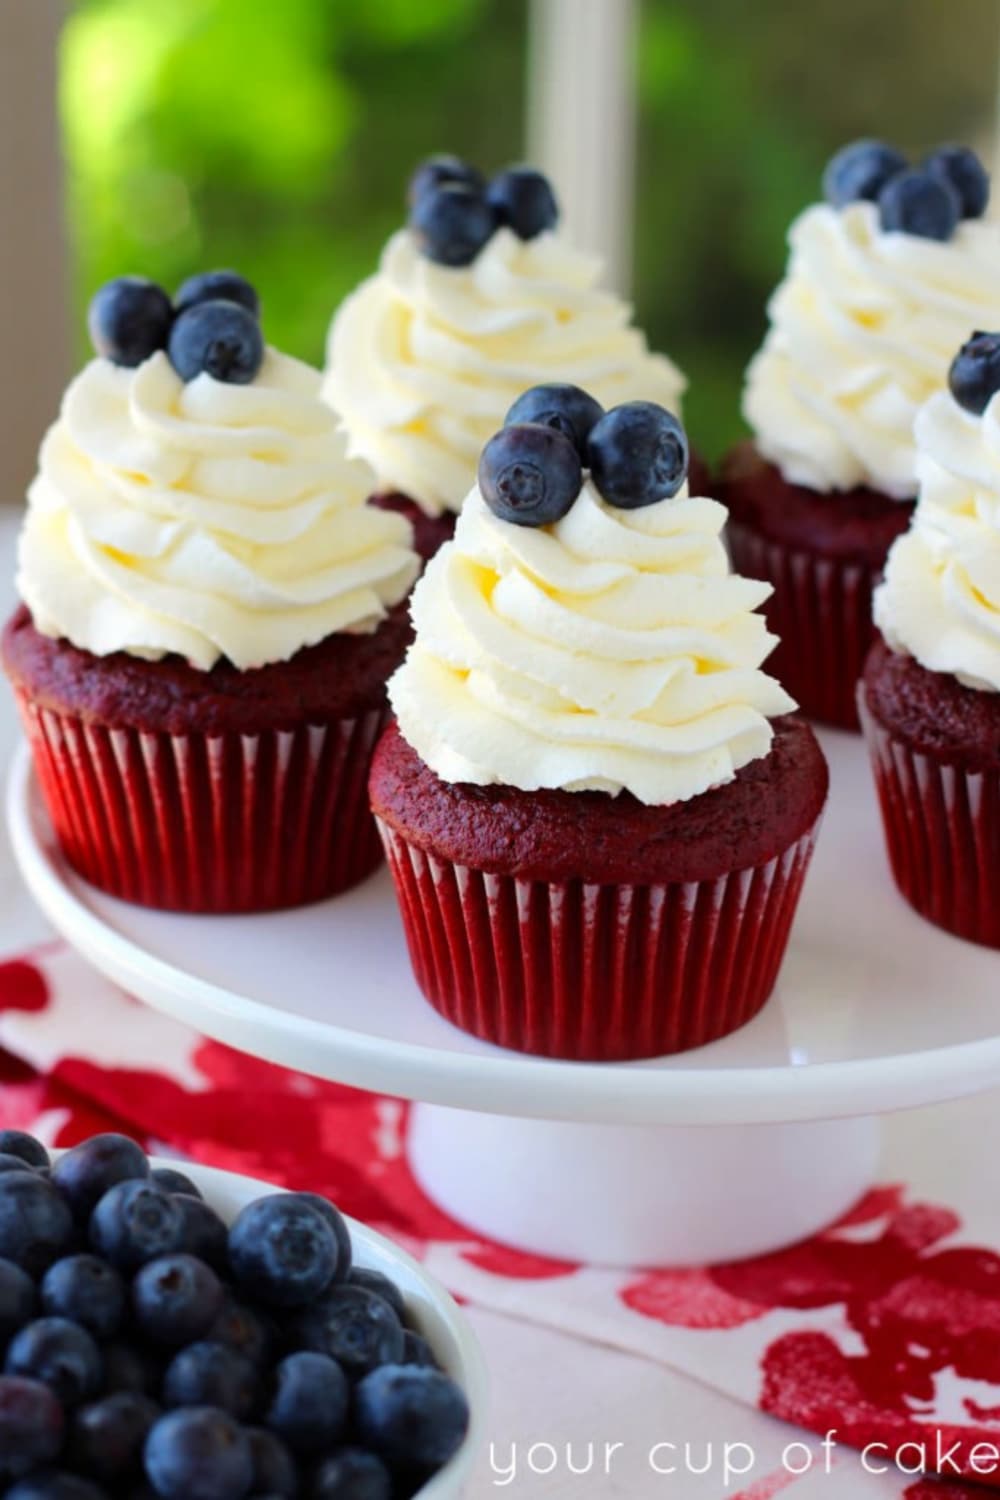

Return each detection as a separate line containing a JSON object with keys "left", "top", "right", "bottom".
{"left": 479, "top": 424, "right": 582, "bottom": 527}
{"left": 162, "top": 1341, "right": 257, "bottom": 1421}
{"left": 174, "top": 270, "right": 259, "bottom": 319}
{"left": 487, "top": 166, "right": 559, "bottom": 239}
{"left": 347, "top": 1267, "right": 407, "bottom": 1324}
{"left": 167, "top": 300, "right": 264, "bottom": 384}
{"left": 407, "top": 154, "right": 485, "bottom": 208}
{"left": 288, "top": 1192, "right": 352, "bottom": 1282}
{"left": 312, "top": 1448, "right": 392, "bottom": 1500}
{"left": 71, "top": 1392, "right": 160, "bottom": 1484}
{"left": 53, "top": 1134, "right": 149, "bottom": 1223}
{"left": 0, "top": 1173, "right": 75, "bottom": 1276}
{"left": 0, "top": 1258, "right": 35, "bottom": 1343}
{"left": 143, "top": 1406, "right": 254, "bottom": 1500}
{"left": 132, "top": 1254, "right": 224, "bottom": 1347}
{"left": 0, "top": 1152, "right": 42, "bottom": 1175}
{"left": 172, "top": 1195, "right": 228, "bottom": 1271}
{"left": 264, "top": 1351, "right": 348, "bottom": 1455}
{"left": 41, "top": 1255, "right": 125, "bottom": 1340}
{"left": 504, "top": 383, "right": 604, "bottom": 458}
{"left": 879, "top": 167, "right": 960, "bottom": 241}
{"left": 925, "top": 144, "right": 990, "bottom": 219}
{"left": 948, "top": 330, "right": 1000, "bottom": 415}
{"left": 355, "top": 1364, "right": 469, "bottom": 1472}
{"left": 150, "top": 1167, "right": 202, "bottom": 1199}
{"left": 228, "top": 1195, "right": 338, "bottom": 1309}
{"left": 245, "top": 1426, "right": 296, "bottom": 1496}
{"left": 88, "top": 277, "right": 174, "bottom": 368}
{"left": 0, "top": 1375, "right": 65, "bottom": 1478}
{"left": 401, "top": 1330, "right": 439, "bottom": 1369}
{"left": 6, "top": 1317, "right": 102, "bottom": 1408}
{"left": 290, "top": 1285, "right": 404, "bottom": 1378}
{"left": 822, "top": 139, "right": 908, "bottom": 207}
{"left": 205, "top": 1295, "right": 272, "bottom": 1368}
{"left": 89, "top": 1181, "right": 185, "bottom": 1273}
{"left": 409, "top": 183, "right": 497, "bottom": 267}
{"left": 586, "top": 401, "right": 689, "bottom": 510}
{"left": 5, "top": 1474, "right": 107, "bottom": 1500}
{"left": 0, "top": 1132, "right": 49, "bottom": 1171}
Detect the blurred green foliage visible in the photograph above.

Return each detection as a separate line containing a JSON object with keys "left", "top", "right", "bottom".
{"left": 61, "top": 0, "right": 1000, "bottom": 459}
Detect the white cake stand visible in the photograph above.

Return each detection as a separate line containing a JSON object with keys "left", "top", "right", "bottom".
{"left": 9, "top": 731, "right": 1000, "bottom": 1267}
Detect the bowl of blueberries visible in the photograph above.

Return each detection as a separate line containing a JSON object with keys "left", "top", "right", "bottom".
{"left": 0, "top": 1131, "right": 485, "bottom": 1499}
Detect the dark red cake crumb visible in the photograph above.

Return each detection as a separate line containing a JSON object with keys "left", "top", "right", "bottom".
{"left": 863, "top": 636, "right": 1000, "bottom": 774}
{"left": 370, "top": 716, "right": 828, "bottom": 887}
{"left": 1, "top": 603, "right": 412, "bottom": 738}
{"left": 369, "top": 493, "right": 457, "bottom": 562}
{"left": 720, "top": 441, "right": 914, "bottom": 564}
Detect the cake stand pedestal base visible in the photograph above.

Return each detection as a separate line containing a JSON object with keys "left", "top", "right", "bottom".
{"left": 408, "top": 1105, "right": 881, "bottom": 1267}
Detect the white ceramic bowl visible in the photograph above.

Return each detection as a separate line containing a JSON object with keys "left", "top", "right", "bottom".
{"left": 115, "top": 1157, "right": 487, "bottom": 1498}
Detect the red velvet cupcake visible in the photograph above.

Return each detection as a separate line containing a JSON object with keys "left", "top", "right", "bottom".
{"left": 324, "top": 154, "right": 689, "bottom": 559}
{"left": 861, "top": 334, "right": 1000, "bottom": 949}
{"left": 2, "top": 272, "right": 418, "bottom": 913}
{"left": 725, "top": 139, "right": 1000, "bottom": 731}
{"left": 371, "top": 390, "right": 828, "bottom": 1061}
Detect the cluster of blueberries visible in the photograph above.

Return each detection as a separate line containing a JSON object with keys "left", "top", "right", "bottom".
{"left": 407, "top": 155, "right": 559, "bottom": 267}
{"left": 88, "top": 272, "right": 265, "bottom": 386}
{"left": 478, "top": 383, "right": 689, "bottom": 528}
{"left": 949, "top": 331, "right": 1000, "bottom": 416}
{"left": 823, "top": 138, "right": 990, "bottom": 242}
{"left": 0, "top": 1131, "right": 468, "bottom": 1499}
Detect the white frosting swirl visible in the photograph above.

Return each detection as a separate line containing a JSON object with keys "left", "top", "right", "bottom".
{"left": 875, "top": 388, "right": 1000, "bottom": 691}
{"left": 323, "top": 227, "right": 685, "bottom": 518}
{"left": 744, "top": 202, "right": 1000, "bottom": 498}
{"left": 18, "top": 350, "right": 418, "bottom": 671}
{"left": 389, "top": 481, "right": 795, "bottom": 805}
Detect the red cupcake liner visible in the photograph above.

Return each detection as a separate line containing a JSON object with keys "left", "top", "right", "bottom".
{"left": 859, "top": 691, "right": 1000, "bottom": 948}
{"left": 15, "top": 691, "right": 389, "bottom": 913}
{"left": 727, "top": 522, "right": 880, "bottom": 732}
{"left": 376, "top": 818, "right": 821, "bottom": 1061}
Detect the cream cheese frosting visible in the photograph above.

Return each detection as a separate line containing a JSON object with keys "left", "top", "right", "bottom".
{"left": 389, "top": 479, "right": 795, "bottom": 805}
{"left": 18, "top": 349, "right": 419, "bottom": 671}
{"left": 744, "top": 201, "right": 1000, "bottom": 499}
{"left": 323, "top": 227, "right": 685, "bottom": 519}
{"left": 875, "top": 387, "right": 1000, "bottom": 691}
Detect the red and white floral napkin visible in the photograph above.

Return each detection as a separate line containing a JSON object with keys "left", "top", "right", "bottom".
{"left": 0, "top": 942, "right": 996, "bottom": 1499}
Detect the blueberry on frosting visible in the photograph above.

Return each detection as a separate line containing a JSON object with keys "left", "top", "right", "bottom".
{"left": 823, "top": 140, "right": 907, "bottom": 209}
{"left": 924, "top": 144, "right": 991, "bottom": 220}
{"left": 174, "top": 269, "right": 260, "bottom": 318}
{"left": 878, "top": 168, "right": 960, "bottom": 242}
{"left": 587, "top": 402, "right": 688, "bottom": 510}
{"left": 479, "top": 424, "right": 582, "bottom": 527}
{"left": 948, "top": 331, "right": 1000, "bottom": 415}
{"left": 87, "top": 277, "right": 173, "bottom": 369}
{"left": 487, "top": 166, "right": 559, "bottom": 240}
{"left": 406, "top": 154, "right": 560, "bottom": 267}
{"left": 504, "top": 383, "right": 604, "bottom": 458}
{"left": 167, "top": 298, "right": 264, "bottom": 385}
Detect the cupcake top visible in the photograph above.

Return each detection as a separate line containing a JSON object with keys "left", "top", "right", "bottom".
{"left": 744, "top": 140, "right": 1000, "bottom": 500}
{"left": 389, "top": 384, "right": 794, "bottom": 806}
{"left": 323, "top": 156, "right": 684, "bottom": 520}
{"left": 18, "top": 271, "right": 418, "bottom": 673}
{"left": 875, "top": 331, "right": 1000, "bottom": 692}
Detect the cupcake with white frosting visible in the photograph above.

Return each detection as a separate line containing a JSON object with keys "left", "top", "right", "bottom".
{"left": 323, "top": 156, "right": 687, "bottom": 559}
{"left": 862, "top": 331, "right": 1000, "bottom": 948}
{"left": 2, "top": 270, "right": 419, "bottom": 912}
{"left": 370, "top": 384, "right": 828, "bottom": 1060}
{"left": 722, "top": 139, "right": 1000, "bottom": 730}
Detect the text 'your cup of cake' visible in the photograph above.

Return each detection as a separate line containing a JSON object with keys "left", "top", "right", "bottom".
{"left": 323, "top": 154, "right": 689, "bottom": 561}
{"left": 2, "top": 271, "right": 419, "bottom": 913}
{"left": 370, "top": 384, "right": 830, "bottom": 1062}
{"left": 862, "top": 331, "right": 1000, "bottom": 950}
{"left": 722, "top": 140, "right": 1000, "bottom": 730}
